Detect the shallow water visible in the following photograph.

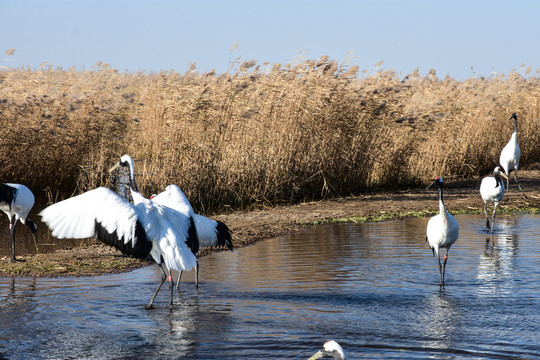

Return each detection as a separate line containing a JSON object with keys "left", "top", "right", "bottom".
{"left": 1, "top": 214, "right": 540, "bottom": 359}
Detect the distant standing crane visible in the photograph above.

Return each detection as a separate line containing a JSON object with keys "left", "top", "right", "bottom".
{"left": 499, "top": 113, "right": 526, "bottom": 200}
{"left": 0, "top": 183, "right": 37, "bottom": 262}
{"left": 480, "top": 166, "right": 508, "bottom": 234}
{"left": 426, "top": 177, "right": 459, "bottom": 287}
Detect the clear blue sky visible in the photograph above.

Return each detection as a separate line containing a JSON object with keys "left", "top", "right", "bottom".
{"left": 1, "top": 0, "right": 539, "bottom": 80}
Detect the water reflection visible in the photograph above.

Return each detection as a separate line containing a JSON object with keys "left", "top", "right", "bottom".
{"left": 418, "top": 292, "right": 462, "bottom": 351}
{"left": 0, "top": 277, "right": 37, "bottom": 313}
{"left": 477, "top": 217, "right": 519, "bottom": 295}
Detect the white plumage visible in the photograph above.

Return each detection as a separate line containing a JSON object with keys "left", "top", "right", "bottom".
{"left": 0, "top": 183, "right": 38, "bottom": 262}
{"left": 308, "top": 340, "right": 346, "bottom": 360}
{"left": 499, "top": 113, "right": 526, "bottom": 200}
{"left": 39, "top": 155, "right": 198, "bottom": 309}
{"left": 480, "top": 166, "right": 507, "bottom": 233}
{"left": 426, "top": 177, "right": 459, "bottom": 287}
{"left": 150, "top": 184, "right": 233, "bottom": 288}
{"left": 151, "top": 184, "right": 233, "bottom": 248}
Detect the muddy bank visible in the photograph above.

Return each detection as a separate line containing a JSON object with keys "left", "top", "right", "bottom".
{"left": 2, "top": 169, "right": 539, "bottom": 277}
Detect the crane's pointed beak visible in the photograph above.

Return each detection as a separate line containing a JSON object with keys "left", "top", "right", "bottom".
{"left": 426, "top": 181, "right": 437, "bottom": 190}
{"left": 109, "top": 162, "right": 121, "bottom": 173}
{"left": 500, "top": 172, "right": 509, "bottom": 180}
{"left": 307, "top": 350, "right": 325, "bottom": 360}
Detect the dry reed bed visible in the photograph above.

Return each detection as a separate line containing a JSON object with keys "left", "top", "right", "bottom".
{"left": 1, "top": 59, "right": 540, "bottom": 213}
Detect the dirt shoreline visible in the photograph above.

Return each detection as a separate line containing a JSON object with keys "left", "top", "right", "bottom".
{"left": 2, "top": 169, "right": 539, "bottom": 277}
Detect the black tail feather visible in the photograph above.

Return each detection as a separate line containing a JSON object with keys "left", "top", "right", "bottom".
{"left": 186, "top": 216, "right": 200, "bottom": 255}
{"left": 216, "top": 221, "right": 233, "bottom": 250}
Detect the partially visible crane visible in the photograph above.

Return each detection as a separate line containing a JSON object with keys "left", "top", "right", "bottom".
{"left": 308, "top": 340, "right": 346, "bottom": 360}
{"left": 0, "top": 183, "right": 37, "bottom": 262}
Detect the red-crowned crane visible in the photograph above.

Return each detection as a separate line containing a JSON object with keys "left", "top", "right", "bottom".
{"left": 39, "top": 155, "right": 198, "bottom": 309}
{"left": 499, "top": 113, "right": 526, "bottom": 200}
{"left": 426, "top": 177, "right": 459, "bottom": 287}
{"left": 0, "top": 183, "right": 37, "bottom": 262}
{"left": 480, "top": 166, "right": 508, "bottom": 234}
{"left": 150, "top": 184, "right": 233, "bottom": 289}
{"left": 308, "top": 340, "right": 346, "bottom": 360}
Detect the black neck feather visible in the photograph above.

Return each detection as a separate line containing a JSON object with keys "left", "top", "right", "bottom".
{"left": 123, "top": 162, "right": 139, "bottom": 193}
{"left": 495, "top": 176, "right": 502, "bottom": 188}
{"left": 438, "top": 185, "right": 444, "bottom": 203}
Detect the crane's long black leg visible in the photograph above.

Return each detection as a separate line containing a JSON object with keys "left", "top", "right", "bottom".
{"left": 176, "top": 271, "right": 183, "bottom": 292}
{"left": 437, "top": 253, "right": 443, "bottom": 287}
{"left": 176, "top": 260, "right": 199, "bottom": 292}
{"left": 27, "top": 221, "right": 38, "bottom": 254}
{"left": 514, "top": 173, "right": 527, "bottom": 199}
{"left": 505, "top": 177, "right": 510, "bottom": 201}
{"left": 442, "top": 251, "right": 449, "bottom": 287}
{"left": 483, "top": 201, "right": 490, "bottom": 230}
{"left": 195, "top": 261, "right": 199, "bottom": 289}
{"left": 146, "top": 264, "right": 168, "bottom": 309}
{"left": 32, "top": 233, "right": 38, "bottom": 254}
{"left": 167, "top": 268, "right": 174, "bottom": 310}
{"left": 10, "top": 222, "right": 23, "bottom": 262}
{"left": 490, "top": 204, "right": 498, "bottom": 234}
{"left": 10, "top": 226, "right": 16, "bottom": 262}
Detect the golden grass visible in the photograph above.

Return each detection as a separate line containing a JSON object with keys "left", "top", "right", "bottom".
{"left": 1, "top": 56, "right": 539, "bottom": 213}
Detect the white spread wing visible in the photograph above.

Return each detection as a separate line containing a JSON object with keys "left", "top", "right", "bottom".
{"left": 150, "top": 184, "right": 194, "bottom": 216}
{"left": 40, "top": 187, "right": 137, "bottom": 239}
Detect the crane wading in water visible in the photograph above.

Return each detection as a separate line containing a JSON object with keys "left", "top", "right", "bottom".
{"left": 499, "top": 113, "right": 526, "bottom": 200}
{"left": 0, "top": 183, "right": 38, "bottom": 262}
{"left": 426, "top": 177, "right": 459, "bottom": 288}
{"left": 39, "top": 155, "right": 199, "bottom": 309}
{"left": 480, "top": 166, "right": 508, "bottom": 234}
